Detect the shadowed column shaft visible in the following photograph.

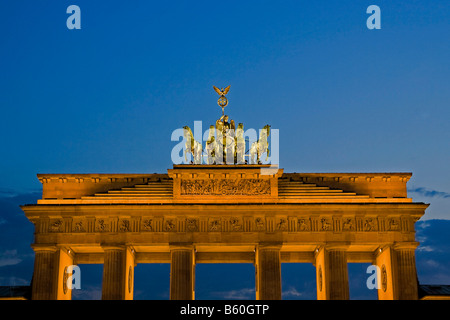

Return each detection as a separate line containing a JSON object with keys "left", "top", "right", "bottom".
{"left": 328, "top": 250, "right": 349, "bottom": 300}
{"left": 32, "top": 250, "right": 57, "bottom": 300}
{"left": 316, "top": 248, "right": 349, "bottom": 300}
{"left": 170, "top": 249, "right": 195, "bottom": 300}
{"left": 395, "top": 249, "right": 418, "bottom": 300}
{"left": 102, "top": 249, "right": 126, "bottom": 300}
{"left": 256, "top": 247, "right": 281, "bottom": 300}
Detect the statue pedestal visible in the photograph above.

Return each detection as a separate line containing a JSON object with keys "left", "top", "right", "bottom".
{"left": 168, "top": 165, "right": 282, "bottom": 203}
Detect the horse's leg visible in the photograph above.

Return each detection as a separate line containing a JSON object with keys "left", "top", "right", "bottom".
{"left": 250, "top": 145, "right": 255, "bottom": 164}
{"left": 195, "top": 144, "right": 200, "bottom": 164}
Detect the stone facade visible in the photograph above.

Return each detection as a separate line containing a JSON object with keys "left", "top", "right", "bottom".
{"left": 21, "top": 165, "right": 428, "bottom": 300}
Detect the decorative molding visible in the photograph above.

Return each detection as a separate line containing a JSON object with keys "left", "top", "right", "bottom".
{"left": 33, "top": 215, "right": 412, "bottom": 234}
{"left": 363, "top": 218, "right": 377, "bottom": 231}
{"left": 95, "top": 219, "right": 109, "bottom": 232}
{"left": 72, "top": 220, "right": 85, "bottom": 232}
{"left": 180, "top": 179, "right": 270, "bottom": 196}
{"left": 254, "top": 217, "right": 265, "bottom": 231}
{"left": 381, "top": 264, "right": 387, "bottom": 292}
{"left": 276, "top": 218, "right": 288, "bottom": 231}
{"left": 298, "top": 218, "right": 311, "bottom": 231}
{"left": 320, "top": 218, "right": 332, "bottom": 231}
{"left": 318, "top": 266, "right": 323, "bottom": 292}
{"left": 63, "top": 266, "right": 69, "bottom": 294}
{"left": 142, "top": 219, "right": 153, "bottom": 231}
{"left": 186, "top": 218, "right": 199, "bottom": 232}
{"left": 342, "top": 218, "right": 355, "bottom": 231}
{"left": 387, "top": 218, "right": 400, "bottom": 231}
{"left": 38, "top": 178, "right": 51, "bottom": 184}
{"left": 128, "top": 266, "right": 133, "bottom": 294}
{"left": 230, "top": 217, "right": 243, "bottom": 231}
{"left": 208, "top": 218, "right": 222, "bottom": 232}
{"left": 164, "top": 219, "right": 176, "bottom": 232}
{"left": 49, "top": 219, "right": 63, "bottom": 232}
{"left": 119, "top": 219, "right": 130, "bottom": 232}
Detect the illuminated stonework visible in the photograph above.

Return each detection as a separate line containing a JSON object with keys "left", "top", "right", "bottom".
{"left": 180, "top": 179, "right": 270, "bottom": 196}
{"left": 21, "top": 165, "right": 428, "bottom": 300}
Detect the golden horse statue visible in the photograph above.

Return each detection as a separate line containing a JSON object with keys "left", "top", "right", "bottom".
{"left": 183, "top": 126, "right": 203, "bottom": 164}
{"left": 215, "top": 115, "right": 235, "bottom": 164}
{"left": 205, "top": 125, "right": 219, "bottom": 164}
{"left": 250, "top": 124, "right": 270, "bottom": 164}
{"left": 235, "top": 123, "right": 245, "bottom": 164}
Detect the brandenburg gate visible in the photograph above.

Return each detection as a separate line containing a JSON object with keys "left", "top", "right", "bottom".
{"left": 21, "top": 87, "right": 428, "bottom": 300}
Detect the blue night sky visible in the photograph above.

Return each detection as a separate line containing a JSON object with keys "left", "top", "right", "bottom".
{"left": 0, "top": 1, "right": 449, "bottom": 299}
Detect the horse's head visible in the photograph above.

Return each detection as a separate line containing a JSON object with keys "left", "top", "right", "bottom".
{"left": 264, "top": 124, "right": 271, "bottom": 136}
{"left": 183, "top": 126, "right": 192, "bottom": 137}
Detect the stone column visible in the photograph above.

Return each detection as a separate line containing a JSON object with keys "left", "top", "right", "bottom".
{"left": 102, "top": 245, "right": 135, "bottom": 300}
{"left": 170, "top": 245, "right": 195, "bottom": 300}
{"left": 394, "top": 246, "right": 419, "bottom": 300}
{"left": 31, "top": 246, "right": 74, "bottom": 300}
{"left": 315, "top": 245, "right": 349, "bottom": 300}
{"left": 375, "top": 243, "right": 419, "bottom": 300}
{"left": 375, "top": 245, "right": 395, "bottom": 300}
{"left": 255, "top": 244, "right": 281, "bottom": 300}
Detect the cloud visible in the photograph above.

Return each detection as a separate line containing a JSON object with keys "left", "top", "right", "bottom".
{"left": 416, "top": 221, "right": 431, "bottom": 229}
{"left": 417, "top": 246, "right": 434, "bottom": 252}
{"left": 424, "top": 259, "right": 441, "bottom": 268}
{"left": 72, "top": 285, "right": 102, "bottom": 300}
{"left": 211, "top": 288, "right": 255, "bottom": 300}
{"left": 0, "top": 276, "right": 30, "bottom": 286}
{"left": 0, "top": 250, "right": 22, "bottom": 267}
{"left": 0, "top": 188, "right": 19, "bottom": 198}
{"left": 282, "top": 286, "right": 303, "bottom": 298}
{"left": 408, "top": 187, "right": 450, "bottom": 199}
{"left": 408, "top": 188, "right": 450, "bottom": 220}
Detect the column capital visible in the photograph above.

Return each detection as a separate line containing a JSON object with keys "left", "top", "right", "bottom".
{"left": 393, "top": 242, "right": 419, "bottom": 250}
{"left": 101, "top": 244, "right": 127, "bottom": 251}
{"left": 169, "top": 242, "right": 194, "bottom": 251}
{"left": 257, "top": 242, "right": 282, "bottom": 250}
{"left": 31, "top": 244, "right": 58, "bottom": 253}
{"left": 313, "top": 243, "right": 349, "bottom": 260}
{"left": 324, "top": 242, "right": 350, "bottom": 251}
{"left": 374, "top": 244, "right": 390, "bottom": 259}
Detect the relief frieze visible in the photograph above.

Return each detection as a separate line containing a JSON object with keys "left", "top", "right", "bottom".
{"left": 38, "top": 215, "right": 403, "bottom": 234}
{"left": 181, "top": 179, "right": 270, "bottom": 196}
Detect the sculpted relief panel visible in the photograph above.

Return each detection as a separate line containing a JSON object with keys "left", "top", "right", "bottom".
{"left": 38, "top": 216, "right": 408, "bottom": 234}
{"left": 180, "top": 179, "right": 271, "bottom": 196}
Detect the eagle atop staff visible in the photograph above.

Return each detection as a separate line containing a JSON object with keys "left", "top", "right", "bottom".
{"left": 213, "top": 85, "right": 230, "bottom": 97}
{"left": 213, "top": 85, "right": 231, "bottom": 115}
